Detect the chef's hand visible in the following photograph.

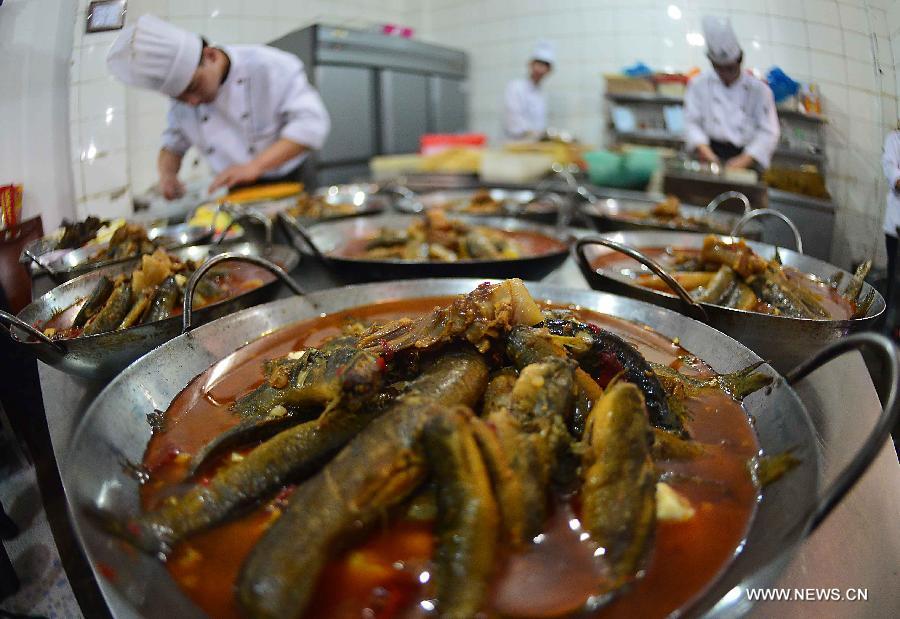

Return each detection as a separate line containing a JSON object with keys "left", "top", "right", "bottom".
{"left": 725, "top": 153, "right": 755, "bottom": 170}
{"left": 159, "top": 175, "right": 186, "bottom": 200}
{"left": 696, "top": 144, "right": 720, "bottom": 165}
{"left": 209, "top": 162, "right": 263, "bottom": 193}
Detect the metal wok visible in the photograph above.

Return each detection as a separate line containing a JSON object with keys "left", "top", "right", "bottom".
{"left": 27, "top": 223, "right": 222, "bottom": 283}
{"left": 232, "top": 183, "right": 392, "bottom": 220}
{"left": 582, "top": 190, "right": 759, "bottom": 237}
{"left": 574, "top": 231, "right": 885, "bottom": 373}
{"left": 393, "top": 187, "right": 565, "bottom": 223}
{"left": 280, "top": 213, "right": 571, "bottom": 281}
{"left": 0, "top": 241, "right": 299, "bottom": 378}
{"left": 62, "top": 278, "right": 898, "bottom": 618}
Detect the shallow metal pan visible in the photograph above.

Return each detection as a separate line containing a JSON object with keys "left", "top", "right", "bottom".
{"left": 61, "top": 278, "right": 898, "bottom": 618}
{"left": 280, "top": 213, "right": 571, "bottom": 281}
{"left": 574, "top": 230, "right": 884, "bottom": 373}
{"left": 393, "top": 187, "right": 565, "bottom": 224}
{"left": 582, "top": 190, "right": 760, "bottom": 237}
{"left": 0, "top": 242, "right": 299, "bottom": 378}
{"left": 226, "top": 183, "right": 392, "bottom": 221}
{"left": 26, "top": 223, "right": 226, "bottom": 283}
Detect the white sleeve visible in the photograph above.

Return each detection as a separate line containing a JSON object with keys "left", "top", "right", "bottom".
{"left": 743, "top": 84, "right": 781, "bottom": 169}
{"left": 882, "top": 132, "right": 900, "bottom": 191}
{"left": 503, "top": 81, "right": 529, "bottom": 139}
{"left": 683, "top": 78, "right": 709, "bottom": 152}
{"left": 276, "top": 56, "right": 331, "bottom": 151}
{"left": 160, "top": 103, "right": 191, "bottom": 155}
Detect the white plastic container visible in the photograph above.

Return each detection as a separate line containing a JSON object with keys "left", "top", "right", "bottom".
{"left": 479, "top": 150, "right": 554, "bottom": 184}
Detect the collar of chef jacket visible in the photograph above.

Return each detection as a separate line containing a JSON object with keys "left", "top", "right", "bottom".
{"left": 175, "top": 45, "right": 306, "bottom": 177}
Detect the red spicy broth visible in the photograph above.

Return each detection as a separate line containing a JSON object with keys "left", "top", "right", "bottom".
{"left": 140, "top": 297, "right": 759, "bottom": 619}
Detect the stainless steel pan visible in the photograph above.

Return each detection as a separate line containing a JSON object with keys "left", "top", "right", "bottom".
{"left": 62, "top": 278, "right": 898, "bottom": 618}
{"left": 280, "top": 213, "right": 571, "bottom": 281}
{"left": 392, "top": 187, "right": 565, "bottom": 224}
{"left": 0, "top": 242, "right": 299, "bottom": 378}
{"left": 581, "top": 190, "right": 760, "bottom": 236}
{"left": 25, "top": 223, "right": 224, "bottom": 283}
{"left": 221, "top": 183, "right": 391, "bottom": 221}
{"left": 574, "top": 230, "right": 884, "bottom": 373}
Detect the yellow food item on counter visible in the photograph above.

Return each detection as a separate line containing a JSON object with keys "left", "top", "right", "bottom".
{"left": 420, "top": 147, "right": 483, "bottom": 173}
{"left": 188, "top": 204, "right": 242, "bottom": 235}
{"left": 222, "top": 183, "right": 303, "bottom": 204}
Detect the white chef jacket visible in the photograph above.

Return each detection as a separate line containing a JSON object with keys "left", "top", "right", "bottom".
{"left": 881, "top": 131, "right": 900, "bottom": 236}
{"left": 161, "top": 45, "right": 330, "bottom": 177}
{"left": 683, "top": 70, "right": 780, "bottom": 169}
{"left": 503, "top": 78, "right": 547, "bottom": 140}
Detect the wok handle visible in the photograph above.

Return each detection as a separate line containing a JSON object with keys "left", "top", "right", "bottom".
{"left": 730, "top": 208, "right": 804, "bottom": 254}
{"left": 0, "top": 310, "right": 67, "bottom": 353}
{"left": 182, "top": 253, "right": 305, "bottom": 333}
{"left": 705, "top": 190, "right": 751, "bottom": 216}
{"left": 785, "top": 332, "right": 899, "bottom": 531}
{"left": 278, "top": 213, "right": 325, "bottom": 260}
{"left": 574, "top": 237, "right": 709, "bottom": 323}
{"left": 214, "top": 203, "right": 273, "bottom": 245}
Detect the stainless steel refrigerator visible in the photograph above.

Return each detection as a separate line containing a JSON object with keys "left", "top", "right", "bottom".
{"left": 270, "top": 25, "right": 469, "bottom": 186}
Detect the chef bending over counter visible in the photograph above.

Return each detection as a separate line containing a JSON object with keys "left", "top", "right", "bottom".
{"left": 107, "top": 15, "right": 331, "bottom": 199}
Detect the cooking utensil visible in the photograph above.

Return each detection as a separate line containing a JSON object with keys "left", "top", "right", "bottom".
{"left": 280, "top": 213, "right": 571, "bottom": 281}
{"left": 32, "top": 223, "right": 224, "bottom": 283}
{"left": 392, "top": 187, "right": 564, "bottom": 224}
{"left": 581, "top": 190, "right": 757, "bottom": 236}
{"left": 275, "top": 184, "right": 392, "bottom": 237}
{"left": 0, "top": 242, "right": 299, "bottom": 378}
{"left": 62, "top": 278, "right": 898, "bottom": 618}
{"left": 574, "top": 232, "right": 885, "bottom": 373}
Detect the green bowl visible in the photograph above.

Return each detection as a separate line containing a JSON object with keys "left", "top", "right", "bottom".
{"left": 583, "top": 150, "right": 624, "bottom": 186}
{"left": 620, "top": 148, "right": 660, "bottom": 188}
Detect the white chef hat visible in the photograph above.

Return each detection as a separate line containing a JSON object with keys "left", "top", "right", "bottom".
{"left": 532, "top": 40, "right": 556, "bottom": 65}
{"left": 107, "top": 15, "right": 202, "bottom": 98}
{"left": 702, "top": 15, "right": 742, "bottom": 65}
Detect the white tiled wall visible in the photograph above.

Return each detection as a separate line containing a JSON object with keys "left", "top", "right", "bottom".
{"left": 416, "top": 0, "right": 895, "bottom": 269}
{"left": 68, "top": 0, "right": 421, "bottom": 219}
{"left": 0, "top": 0, "right": 77, "bottom": 232}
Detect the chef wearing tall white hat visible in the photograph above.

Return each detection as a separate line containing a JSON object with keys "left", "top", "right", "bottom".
{"left": 502, "top": 40, "right": 555, "bottom": 141}
{"left": 683, "top": 16, "right": 780, "bottom": 171}
{"left": 107, "top": 15, "right": 330, "bottom": 199}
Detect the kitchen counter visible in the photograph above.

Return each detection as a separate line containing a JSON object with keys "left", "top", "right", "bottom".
{"left": 25, "top": 242, "right": 900, "bottom": 618}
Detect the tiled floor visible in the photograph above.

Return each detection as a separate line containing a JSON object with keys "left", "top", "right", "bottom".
{"left": 1, "top": 464, "right": 81, "bottom": 619}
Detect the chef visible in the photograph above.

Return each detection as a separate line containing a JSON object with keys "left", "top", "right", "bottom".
{"left": 683, "top": 16, "right": 780, "bottom": 171}
{"left": 502, "top": 40, "right": 555, "bottom": 141}
{"left": 107, "top": 15, "right": 330, "bottom": 199}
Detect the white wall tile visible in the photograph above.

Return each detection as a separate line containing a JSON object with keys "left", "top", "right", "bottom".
{"left": 846, "top": 58, "right": 876, "bottom": 90}
{"left": 79, "top": 78, "right": 126, "bottom": 121}
{"left": 82, "top": 151, "right": 129, "bottom": 196}
{"left": 81, "top": 111, "right": 128, "bottom": 154}
{"left": 769, "top": 17, "right": 808, "bottom": 46}
{"left": 209, "top": 0, "right": 242, "bottom": 17}
{"left": 766, "top": 0, "right": 804, "bottom": 20}
{"left": 810, "top": 50, "right": 847, "bottom": 83}
{"left": 169, "top": 0, "right": 207, "bottom": 18}
{"left": 804, "top": 0, "right": 841, "bottom": 26}
{"left": 843, "top": 30, "right": 872, "bottom": 63}
{"left": 79, "top": 41, "right": 113, "bottom": 83}
{"left": 839, "top": 4, "right": 869, "bottom": 33}
{"left": 807, "top": 23, "right": 845, "bottom": 53}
